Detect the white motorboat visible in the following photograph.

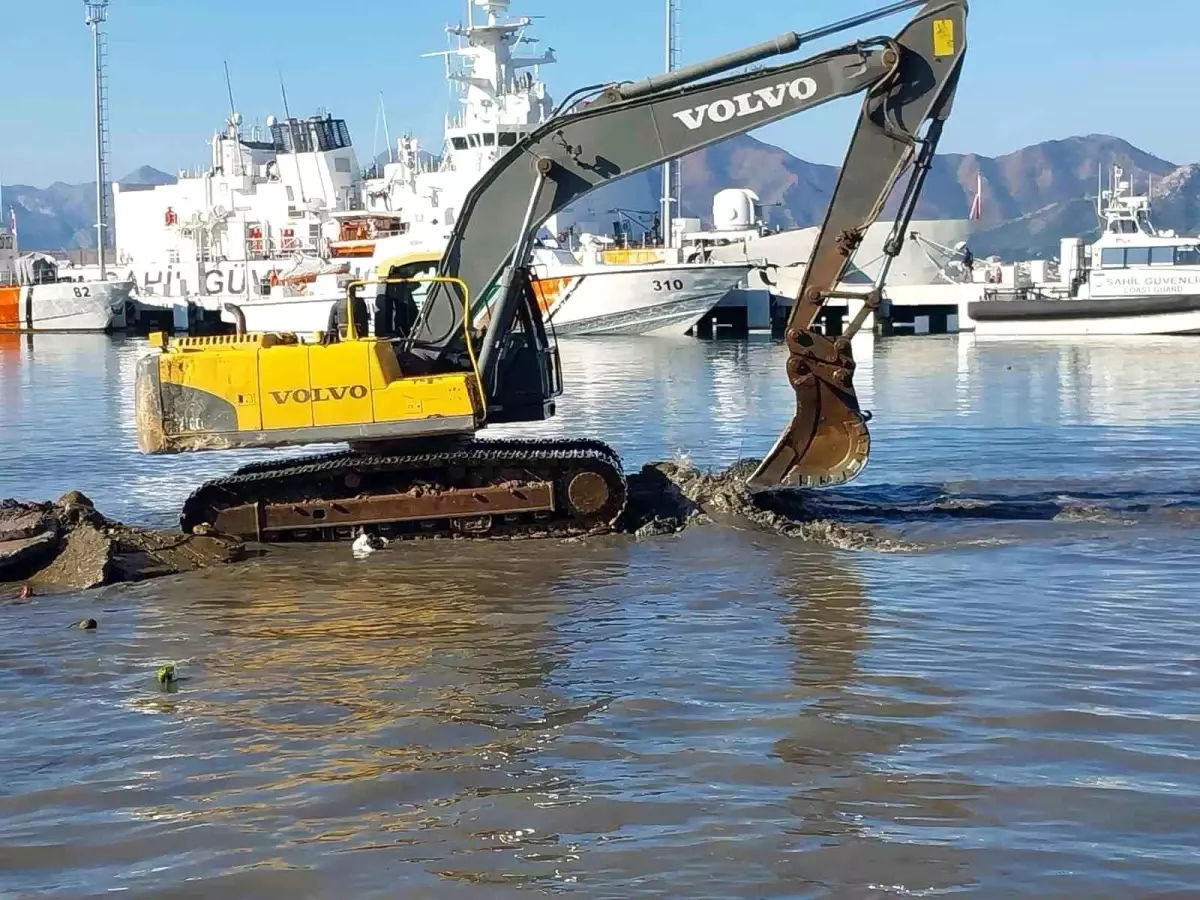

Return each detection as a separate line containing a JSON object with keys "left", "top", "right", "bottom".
{"left": 965, "top": 166, "right": 1200, "bottom": 336}
{"left": 529, "top": 245, "right": 748, "bottom": 336}
{"left": 0, "top": 227, "right": 131, "bottom": 332}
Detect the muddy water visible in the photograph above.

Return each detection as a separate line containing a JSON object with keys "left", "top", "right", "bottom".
{"left": 2, "top": 333, "right": 1200, "bottom": 897}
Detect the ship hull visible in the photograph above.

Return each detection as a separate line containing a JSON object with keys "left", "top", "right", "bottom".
{"left": 0, "top": 280, "right": 132, "bottom": 332}
{"left": 534, "top": 262, "right": 749, "bottom": 337}
{"left": 968, "top": 293, "right": 1200, "bottom": 336}
{"left": 231, "top": 292, "right": 346, "bottom": 336}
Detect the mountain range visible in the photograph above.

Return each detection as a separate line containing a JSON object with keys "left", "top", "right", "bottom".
{"left": 1, "top": 166, "right": 176, "bottom": 254}
{"left": 4, "top": 134, "right": 1196, "bottom": 261}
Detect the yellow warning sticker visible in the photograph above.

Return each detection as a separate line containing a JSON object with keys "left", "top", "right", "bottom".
{"left": 933, "top": 18, "right": 955, "bottom": 57}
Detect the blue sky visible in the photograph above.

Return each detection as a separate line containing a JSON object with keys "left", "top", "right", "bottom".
{"left": 2, "top": 0, "right": 1196, "bottom": 186}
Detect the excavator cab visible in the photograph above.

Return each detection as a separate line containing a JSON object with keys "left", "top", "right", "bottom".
{"left": 134, "top": 0, "right": 967, "bottom": 542}
{"left": 372, "top": 258, "right": 431, "bottom": 340}
{"left": 371, "top": 250, "right": 565, "bottom": 425}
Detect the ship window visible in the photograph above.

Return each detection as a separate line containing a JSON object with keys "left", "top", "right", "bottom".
{"left": 1124, "top": 247, "right": 1151, "bottom": 266}
{"left": 498, "top": 132, "right": 517, "bottom": 147}
{"left": 1150, "top": 246, "right": 1175, "bottom": 266}
{"left": 1100, "top": 248, "right": 1125, "bottom": 267}
{"left": 1176, "top": 246, "right": 1200, "bottom": 266}
{"left": 451, "top": 137, "right": 468, "bottom": 150}
{"left": 286, "top": 186, "right": 295, "bottom": 201}
{"left": 334, "top": 156, "right": 351, "bottom": 173}
{"left": 483, "top": 133, "right": 495, "bottom": 146}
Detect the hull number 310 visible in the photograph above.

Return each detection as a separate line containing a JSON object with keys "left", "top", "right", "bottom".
{"left": 652, "top": 279, "right": 684, "bottom": 291}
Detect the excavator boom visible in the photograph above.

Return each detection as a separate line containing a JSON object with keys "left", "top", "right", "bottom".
{"left": 408, "top": 0, "right": 967, "bottom": 489}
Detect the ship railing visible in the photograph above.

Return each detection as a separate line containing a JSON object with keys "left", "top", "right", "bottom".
{"left": 245, "top": 238, "right": 323, "bottom": 260}
{"left": 370, "top": 226, "right": 409, "bottom": 239}
{"left": 983, "top": 285, "right": 1072, "bottom": 303}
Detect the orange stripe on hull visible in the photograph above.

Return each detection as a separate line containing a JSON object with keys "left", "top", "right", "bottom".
{"left": 0, "top": 285, "right": 20, "bottom": 329}
{"left": 531, "top": 277, "right": 571, "bottom": 315}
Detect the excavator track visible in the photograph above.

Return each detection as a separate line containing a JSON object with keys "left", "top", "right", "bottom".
{"left": 180, "top": 438, "right": 627, "bottom": 544}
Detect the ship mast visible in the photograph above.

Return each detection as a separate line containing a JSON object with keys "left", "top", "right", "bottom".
{"left": 661, "top": 0, "right": 681, "bottom": 248}
{"left": 84, "top": 0, "right": 112, "bottom": 279}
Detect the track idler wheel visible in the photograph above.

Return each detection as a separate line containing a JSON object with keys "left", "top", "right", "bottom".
{"left": 746, "top": 328, "right": 871, "bottom": 490}
{"left": 567, "top": 471, "right": 611, "bottom": 516}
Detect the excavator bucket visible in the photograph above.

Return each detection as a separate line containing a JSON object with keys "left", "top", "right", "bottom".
{"left": 747, "top": 329, "right": 870, "bottom": 489}
{"left": 744, "top": 0, "right": 967, "bottom": 491}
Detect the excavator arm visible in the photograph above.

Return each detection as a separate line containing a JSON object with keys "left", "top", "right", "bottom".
{"left": 410, "top": 0, "right": 967, "bottom": 489}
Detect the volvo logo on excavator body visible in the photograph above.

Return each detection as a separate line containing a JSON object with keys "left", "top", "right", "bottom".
{"left": 671, "top": 77, "right": 819, "bottom": 131}
{"left": 269, "top": 385, "right": 369, "bottom": 404}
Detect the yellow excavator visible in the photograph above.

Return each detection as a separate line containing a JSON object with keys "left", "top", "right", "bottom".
{"left": 134, "top": 0, "right": 967, "bottom": 542}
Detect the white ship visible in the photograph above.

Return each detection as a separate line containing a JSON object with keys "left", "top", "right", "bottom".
{"left": 0, "top": 222, "right": 131, "bottom": 332}
{"left": 599, "top": 187, "right": 975, "bottom": 331}
{"left": 79, "top": 109, "right": 362, "bottom": 310}
{"left": 965, "top": 166, "right": 1200, "bottom": 336}
{"left": 80, "top": 0, "right": 746, "bottom": 338}
{"left": 347, "top": 0, "right": 748, "bottom": 336}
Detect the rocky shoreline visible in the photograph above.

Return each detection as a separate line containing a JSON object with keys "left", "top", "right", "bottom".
{"left": 0, "top": 493, "right": 245, "bottom": 594}
{"left": 2, "top": 461, "right": 903, "bottom": 594}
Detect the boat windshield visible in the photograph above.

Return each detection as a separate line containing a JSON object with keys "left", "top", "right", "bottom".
{"left": 1175, "top": 245, "right": 1200, "bottom": 266}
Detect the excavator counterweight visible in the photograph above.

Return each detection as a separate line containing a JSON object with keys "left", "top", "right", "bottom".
{"left": 133, "top": 0, "right": 967, "bottom": 542}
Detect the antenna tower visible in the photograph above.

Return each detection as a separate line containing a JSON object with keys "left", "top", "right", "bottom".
{"left": 661, "top": 0, "right": 681, "bottom": 247}
{"left": 84, "top": 0, "right": 112, "bottom": 278}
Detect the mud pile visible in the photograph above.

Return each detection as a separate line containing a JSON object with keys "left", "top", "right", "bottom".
{"left": 0, "top": 493, "right": 244, "bottom": 593}
{"left": 622, "top": 460, "right": 919, "bottom": 551}
{"left": 1, "top": 462, "right": 913, "bottom": 596}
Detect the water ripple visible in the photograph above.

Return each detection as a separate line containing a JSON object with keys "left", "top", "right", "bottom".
{"left": 2, "top": 334, "right": 1200, "bottom": 896}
